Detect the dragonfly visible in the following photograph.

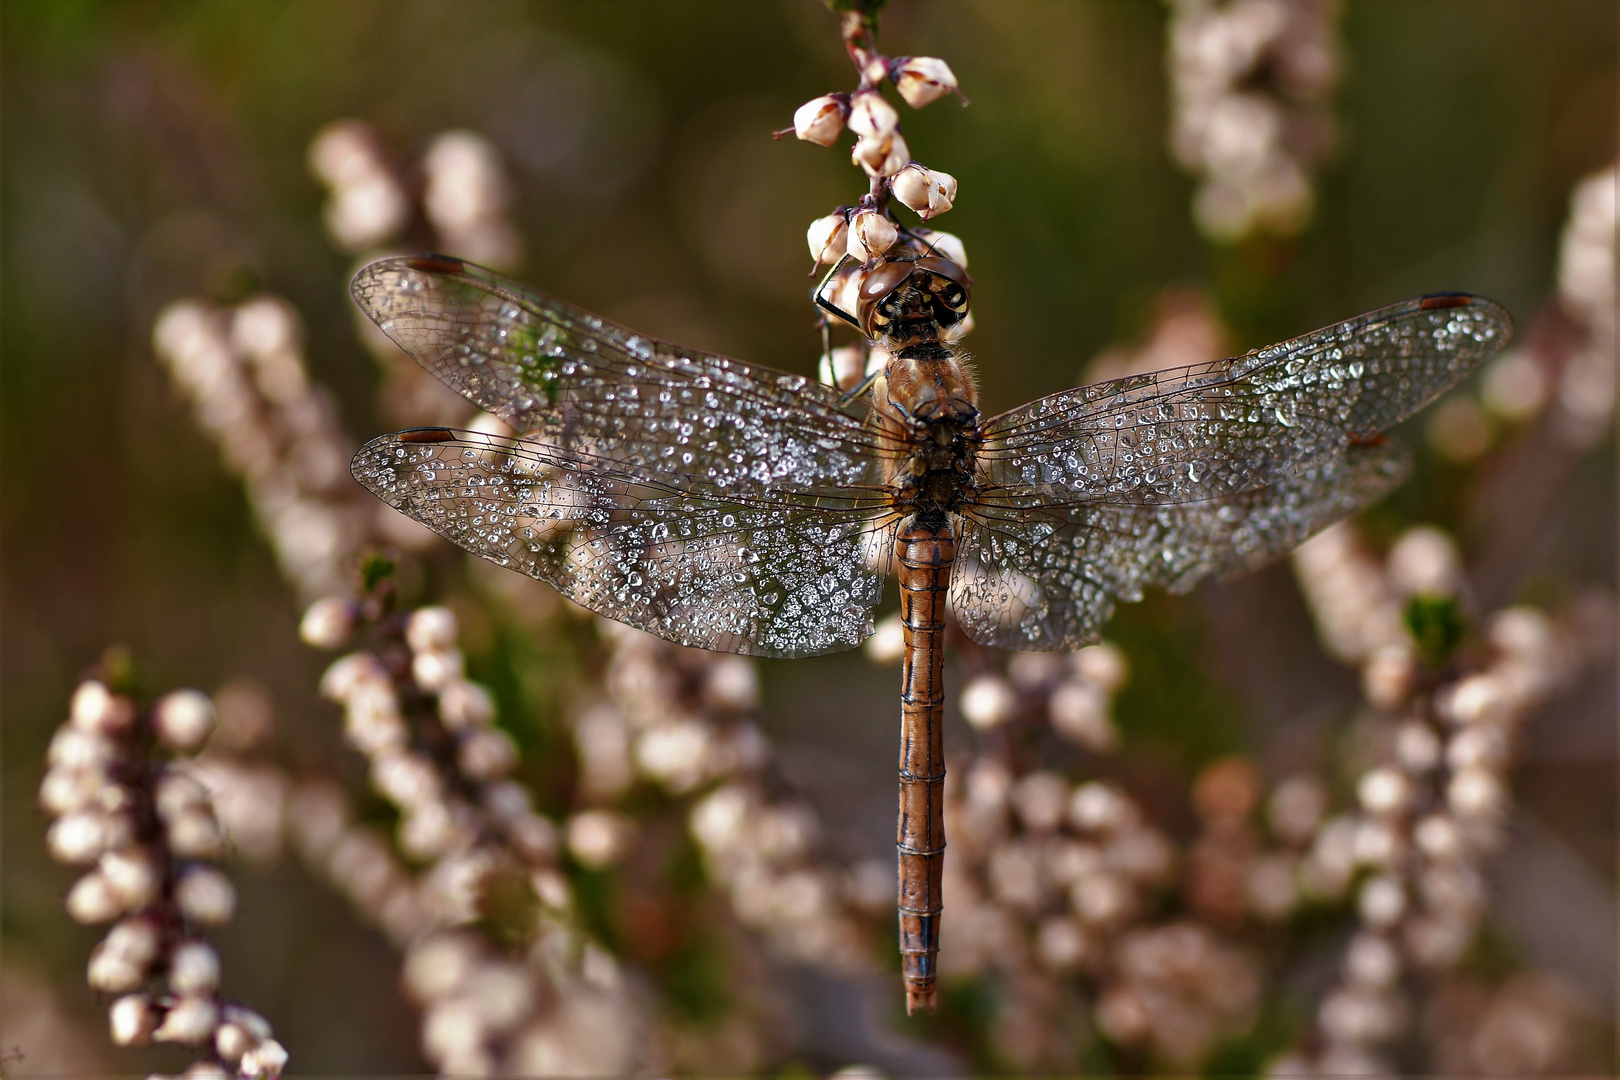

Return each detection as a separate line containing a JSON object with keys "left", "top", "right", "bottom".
{"left": 349, "top": 250, "right": 1511, "bottom": 1013}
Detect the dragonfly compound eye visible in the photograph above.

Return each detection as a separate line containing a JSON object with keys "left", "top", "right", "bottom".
{"left": 857, "top": 260, "right": 917, "bottom": 338}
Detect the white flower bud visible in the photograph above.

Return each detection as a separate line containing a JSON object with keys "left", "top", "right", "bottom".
{"left": 1387, "top": 526, "right": 1463, "bottom": 597}
{"left": 891, "top": 166, "right": 957, "bottom": 220}
{"left": 1070, "top": 782, "right": 1132, "bottom": 832}
{"left": 893, "top": 56, "right": 960, "bottom": 109}
{"left": 89, "top": 919, "right": 159, "bottom": 991}
{"left": 959, "top": 674, "right": 1017, "bottom": 730}
{"left": 457, "top": 727, "right": 518, "bottom": 780}
{"left": 1357, "top": 874, "right": 1406, "bottom": 927}
{"left": 174, "top": 864, "right": 237, "bottom": 925}
{"left": 846, "top": 210, "right": 899, "bottom": 262}
{"left": 1048, "top": 679, "right": 1116, "bottom": 751}
{"left": 71, "top": 681, "right": 135, "bottom": 734}
{"left": 40, "top": 765, "right": 99, "bottom": 816}
{"left": 110, "top": 993, "right": 159, "bottom": 1046}
{"left": 47, "top": 811, "right": 111, "bottom": 864}
{"left": 214, "top": 1020, "right": 255, "bottom": 1063}
{"left": 241, "top": 1038, "right": 289, "bottom": 1077}
{"left": 299, "top": 597, "right": 356, "bottom": 650}
{"left": 1413, "top": 814, "right": 1462, "bottom": 860}
{"left": 66, "top": 870, "right": 123, "bottom": 924}
{"left": 889, "top": 163, "right": 935, "bottom": 216}
{"left": 438, "top": 680, "right": 494, "bottom": 729}
{"left": 806, "top": 213, "right": 850, "bottom": 265}
{"left": 412, "top": 648, "right": 464, "bottom": 692}
{"left": 48, "top": 726, "right": 116, "bottom": 770}
{"left": 1446, "top": 766, "right": 1506, "bottom": 821}
{"left": 1074, "top": 642, "right": 1128, "bottom": 693}
{"left": 319, "top": 652, "right": 386, "bottom": 702}
{"left": 1361, "top": 645, "right": 1416, "bottom": 711}
{"left": 1035, "top": 916, "right": 1090, "bottom": 972}
{"left": 793, "top": 94, "right": 848, "bottom": 146}
{"left": 154, "top": 994, "right": 220, "bottom": 1045}
{"left": 1357, "top": 766, "right": 1411, "bottom": 816}
{"left": 154, "top": 770, "right": 210, "bottom": 819}
{"left": 852, "top": 131, "right": 909, "bottom": 178}
{"left": 153, "top": 690, "right": 217, "bottom": 753}
{"left": 406, "top": 606, "right": 458, "bottom": 653}
{"left": 101, "top": 847, "right": 162, "bottom": 909}
{"left": 848, "top": 92, "right": 899, "bottom": 139}
{"left": 704, "top": 657, "right": 759, "bottom": 711}
{"left": 182, "top": 1061, "right": 232, "bottom": 1080}
{"left": 864, "top": 612, "right": 905, "bottom": 664}
{"left": 168, "top": 805, "right": 229, "bottom": 859}
{"left": 566, "top": 809, "right": 632, "bottom": 868}
{"left": 169, "top": 940, "right": 222, "bottom": 994}
{"left": 1394, "top": 720, "right": 1442, "bottom": 772}
{"left": 913, "top": 228, "right": 967, "bottom": 268}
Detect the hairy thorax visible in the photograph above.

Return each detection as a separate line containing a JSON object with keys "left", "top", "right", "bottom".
{"left": 873, "top": 349, "right": 981, "bottom": 515}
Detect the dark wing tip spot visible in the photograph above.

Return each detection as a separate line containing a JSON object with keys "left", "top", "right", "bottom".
{"left": 1419, "top": 293, "right": 1473, "bottom": 310}
{"left": 397, "top": 427, "right": 456, "bottom": 443}
{"left": 405, "top": 255, "right": 467, "bottom": 275}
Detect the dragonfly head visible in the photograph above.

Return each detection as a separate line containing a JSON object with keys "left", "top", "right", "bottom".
{"left": 858, "top": 255, "right": 971, "bottom": 346}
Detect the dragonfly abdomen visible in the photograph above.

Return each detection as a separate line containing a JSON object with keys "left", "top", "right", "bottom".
{"left": 895, "top": 510, "right": 953, "bottom": 1015}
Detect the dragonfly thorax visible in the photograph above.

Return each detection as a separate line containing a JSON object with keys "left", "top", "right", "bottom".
{"left": 875, "top": 352, "right": 980, "bottom": 513}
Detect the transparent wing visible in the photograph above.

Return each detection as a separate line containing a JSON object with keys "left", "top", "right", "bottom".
{"left": 975, "top": 294, "right": 1511, "bottom": 507}
{"left": 353, "top": 430, "right": 894, "bottom": 658}
{"left": 351, "top": 256, "right": 894, "bottom": 500}
{"left": 952, "top": 442, "right": 1411, "bottom": 650}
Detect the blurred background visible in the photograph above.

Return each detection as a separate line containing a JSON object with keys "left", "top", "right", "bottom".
{"left": 2, "top": 0, "right": 1613, "bottom": 1075}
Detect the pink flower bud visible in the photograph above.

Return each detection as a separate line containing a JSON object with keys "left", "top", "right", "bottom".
{"left": 847, "top": 91, "right": 899, "bottom": 139}
{"left": 806, "top": 213, "right": 849, "bottom": 265}
{"left": 792, "top": 94, "right": 848, "bottom": 146}
{"left": 893, "top": 56, "right": 960, "bottom": 108}
{"left": 851, "top": 131, "right": 909, "bottom": 178}
{"left": 846, "top": 210, "right": 899, "bottom": 263}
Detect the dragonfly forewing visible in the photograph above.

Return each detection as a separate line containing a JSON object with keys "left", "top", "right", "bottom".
{"left": 353, "top": 429, "right": 894, "bottom": 657}
{"left": 351, "top": 257, "right": 894, "bottom": 502}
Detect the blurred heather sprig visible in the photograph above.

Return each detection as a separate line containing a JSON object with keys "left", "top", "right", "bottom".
{"left": 1166, "top": 0, "right": 1342, "bottom": 241}
{"left": 41, "top": 676, "right": 287, "bottom": 1077}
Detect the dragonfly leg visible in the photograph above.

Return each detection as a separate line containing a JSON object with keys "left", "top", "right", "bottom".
{"left": 895, "top": 512, "right": 953, "bottom": 1015}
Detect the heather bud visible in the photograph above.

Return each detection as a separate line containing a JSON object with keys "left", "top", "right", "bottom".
{"left": 893, "top": 56, "right": 960, "bottom": 108}
{"left": 154, "top": 994, "right": 220, "bottom": 1046}
{"left": 846, "top": 210, "right": 899, "bottom": 263}
{"left": 847, "top": 91, "right": 900, "bottom": 140}
{"left": 891, "top": 163, "right": 956, "bottom": 219}
{"left": 110, "top": 993, "right": 158, "bottom": 1046}
{"left": 299, "top": 597, "right": 356, "bottom": 650}
{"left": 852, "top": 131, "right": 909, "bottom": 178}
{"left": 153, "top": 690, "right": 217, "bottom": 752}
{"left": 174, "top": 864, "right": 236, "bottom": 925}
{"left": 806, "top": 213, "right": 849, "bottom": 265}
{"left": 793, "top": 94, "right": 848, "bottom": 146}
{"left": 406, "top": 606, "right": 458, "bottom": 653}
{"left": 913, "top": 228, "right": 967, "bottom": 268}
